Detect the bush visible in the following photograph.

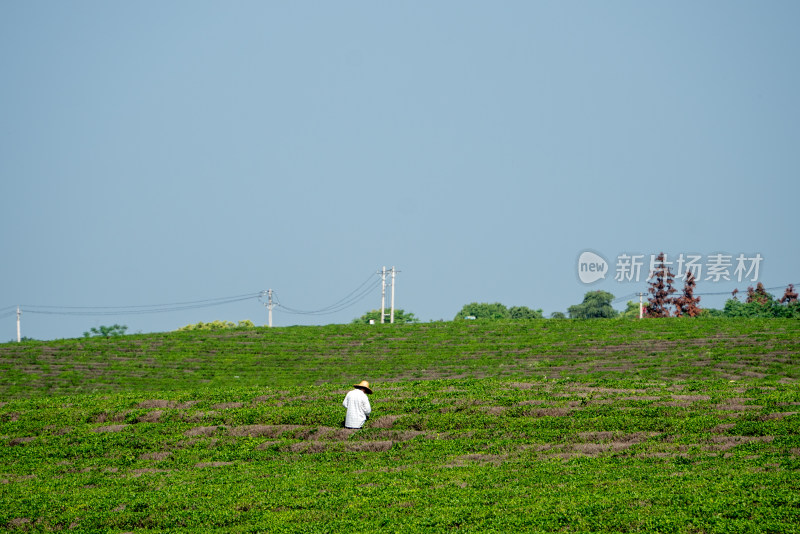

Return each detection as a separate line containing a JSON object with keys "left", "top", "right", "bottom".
{"left": 455, "top": 302, "right": 510, "bottom": 320}
{"left": 83, "top": 324, "right": 128, "bottom": 338}
{"left": 352, "top": 309, "right": 419, "bottom": 324}
{"left": 177, "top": 320, "right": 255, "bottom": 331}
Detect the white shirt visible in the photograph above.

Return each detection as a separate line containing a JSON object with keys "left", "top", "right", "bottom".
{"left": 343, "top": 388, "right": 372, "bottom": 428}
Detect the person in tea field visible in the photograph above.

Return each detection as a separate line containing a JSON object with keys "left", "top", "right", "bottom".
{"left": 343, "top": 380, "right": 372, "bottom": 429}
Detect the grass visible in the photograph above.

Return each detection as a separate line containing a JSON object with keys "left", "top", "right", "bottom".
{"left": 1, "top": 318, "right": 799, "bottom": 532}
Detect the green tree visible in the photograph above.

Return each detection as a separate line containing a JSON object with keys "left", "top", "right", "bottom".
{"left": 723, "top": 284, "right": 800, "bottom": 318}
{"left": 619, "top": 300, "right": 640, "bottom": 319}
{"left": 352, "top": 309, "right": 419, "bottom": 324}
{"left": 454, "top": 302, "right": 510, "bottom": 321}
{"left": 723, "top": 299, "right": 773, "bottom": 318}
{"left": 567, "top": 291, "right": 618, "bottom": 319}
{"left": 549, "top": 311, "right": 567, "bottom": 319}
{"left": 508, "top": 306, "right": 544, "bottom": 319}
{"left": 83, "top": 324, "right": 128, "bottom": 338}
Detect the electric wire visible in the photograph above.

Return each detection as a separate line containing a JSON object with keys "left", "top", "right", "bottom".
{"left": 16, "top": 293, "right": 262, "bottom": 317}
{"left": 21, "top": 292, "right": 261, "bottom": 310}
{"left": 5, "top": 277, "right": 795, "bottom": 322}
{"left": 584, "top": 281, "right": 799, "bottom": 310}
{"left": 273, "top": 273, "right": 382, "bottom": 315}
{"left": 692, "top": 283, "right": 796, "bottom": 297}
{"left": 288, "top": 272, "right": 378, "bottom": 313}
{"left": 613, "top": 283, "right": 800, "bottom": 313}
{"left": 274, "top": 280, "right": 381, "bottom": 316}
{"left": 3, "top": 271, "right": 390, "bottom": 321}
{"left": 634, "top": 283, "right": 797, "bottom": 298}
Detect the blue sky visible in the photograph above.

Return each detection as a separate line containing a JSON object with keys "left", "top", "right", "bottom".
{"left": 2, "top": 2, "right": 798, "bottom": 340}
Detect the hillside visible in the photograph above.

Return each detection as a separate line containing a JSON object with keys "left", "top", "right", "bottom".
{"left": 1, "top": 319, "right": 798, "bottom": 532}
{"left": 1, "top": 318, "right": 798, "bottom": 399}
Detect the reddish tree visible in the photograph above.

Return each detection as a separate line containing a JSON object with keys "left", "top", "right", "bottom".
{"left": 745, "top": 282, "right": 771, "bottom": 305}
{"left": 780, "top": 284, "right": 798, "bottom": 304}
{"left": 674, "top": 271, "right": 702, "bottom": 317}
{"left": 645, "top": 252, "right": 677, "bottom": 317}
{"left": 731, "top": 288, "right": 740, "bottom": 301}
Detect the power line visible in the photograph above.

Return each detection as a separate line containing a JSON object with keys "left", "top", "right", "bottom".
{"left": 12, "top": 292, "right": 263, "bottom": 317}
{"left": 274, "top": 283, "right": 379, "bottom": 316}
{"left": 591, "top": 282, "right": 799, "bottom": 309}
{"left": 20, "top": 292, "right": 261, "bottom": 310}
{"left": 4, "top": 268, "right": 392, "bottom": 330}
{"left": 299, "top": 272, "right": 379, "bottom": 313}
{"left": 612, "top": 293, "right": 638, "bottom": 304}
{"left": 692, "top": 283, "right": 796, "bottom": 297}
{"left": 615, "top": 282, "right": 797, "bottom": 298}
{"left": 274, "top": 272, "right": 382, "bottom": 316}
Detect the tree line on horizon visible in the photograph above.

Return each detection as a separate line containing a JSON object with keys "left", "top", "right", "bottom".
{"left": 430, "top": 252, "right": 799, "bottom": 322}
{"left": 642, "top": 252, "right": 799, "bottom": 319}
{"left": 80, "top": 278, "right": 800, "bottom": 340}
{"left": 17, "top": 257, "right": 799, "bottom": 342}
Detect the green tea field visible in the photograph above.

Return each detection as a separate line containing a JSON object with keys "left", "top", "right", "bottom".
{"left": 1, "top": 319, "right": 798, "bottom": 532}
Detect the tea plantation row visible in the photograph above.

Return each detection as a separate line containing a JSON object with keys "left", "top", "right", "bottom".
{"left": 2, "top": 379, "right": 799, "bottom": 532}
{"left": 1, "top": 318, "right": 798, "bottom": 532}
{"left": 1, "top": 318, "right": 798, "bottom": 398}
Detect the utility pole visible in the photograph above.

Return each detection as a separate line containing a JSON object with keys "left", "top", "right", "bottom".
{"left": 638, "top": 292, "right": 645, "bottom": 319}
{"left": 268, "top": 289, "right": 273, "bottom": 327}
{"left": 390, "top": 266, "right": 396, "bottom": 324}
{"left": 16, "top": 306, "right": 21, "bottom": 342}
{"left": 261, "top": 289, "right": 274, "bottom": 327}
{"left": 380, "top": 266, "right": 387, "bottom": 324}
{"left": 377, "top": 266, "right": 399, "bottom": 324}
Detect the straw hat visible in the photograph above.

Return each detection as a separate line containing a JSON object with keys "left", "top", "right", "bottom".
{"left": 353, "top": 380, "right": 373, "bottom": 394}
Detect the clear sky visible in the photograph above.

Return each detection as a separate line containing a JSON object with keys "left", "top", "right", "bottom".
{"left": 2, "top": 2, "right": 798, "bottom": 340}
